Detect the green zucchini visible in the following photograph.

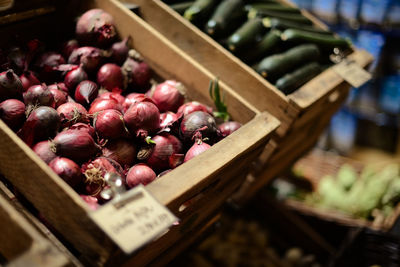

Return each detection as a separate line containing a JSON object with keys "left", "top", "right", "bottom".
{"left": 226, "top": 18, "right": 267, "bottom": 52}
{"left": 205, "top": 0, "right": 246, "bottom": 38}
{"left": 245, "top": 3, "right": 301, "bottom": 14}
{"left": 275, "top": 62, "right": 321, "bottom": 94}
{"left": 241, "top": 29, "right": 281, "bottom": 63}
{"left": 170, "top": 1, "right": 195, "bottom": 15}
{"left": 256, "top": 43, "right": 320, "bottom": 81}
{"left": 281, "top": 29, "right": 351, "bottom": 49}
{"left": 183, "top": 0, "right": 218, "bottom": 25}
{"left": 263, "top": 17, "right": 333, "bottom": 35}
{"left": 248, "top": 8, "right": 313, "bottom": 24}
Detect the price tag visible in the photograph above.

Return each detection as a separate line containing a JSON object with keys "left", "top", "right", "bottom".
{"left": 332, "top": 59, "right": 372, "bottom": 88}
{"left": 89, "top": 185, "right": 178, "bottom": 254}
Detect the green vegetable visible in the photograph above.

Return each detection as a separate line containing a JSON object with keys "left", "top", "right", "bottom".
{"left": 281, "top": 29, "right": 352, "bottom": 50}
{"left": 209, "top": 78, "right": 229, "bottom": 121}
{"left": 245, "top": 3, "right": 302, "bottom": 13}
{"left": 183, "top": 0, "right": 218, "bottom": 25}
{"left": 256, "top": 43, "right": 320, "bottom": 81}
{"left": 275, "top": 62, "right": 321, "bottom": 94}
{"left": 170, "top": 1, "right": 195, "bottom": 15}
{"left": 263, "top": 17, "right": 333, "bottom": 35}
{"left": 241, "top": 29, "right": 281, "bottom": 63}
{"left": 248, "top": 8, "right": 313, "bottom": 24}
{"left": 226, "top": 18, "right": 267, "bottom": 53}
{"left": 336, "top": 164, "right": 357, "bottom": 191}
{"left": 205, "top": 0, "right": 246, "bottom": 38}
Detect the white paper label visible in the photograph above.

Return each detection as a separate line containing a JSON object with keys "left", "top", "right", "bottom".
{"left": 333, "top": 59, "right": 372, "bottom": 88}
{"left": 89, "top": 185, "right": 178, "bottom": 254}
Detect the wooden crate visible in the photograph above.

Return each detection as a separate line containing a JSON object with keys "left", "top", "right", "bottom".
{"left": 122, "top": 0, "right": 373, "bottom": 138}
{"left": 282, "top": 149, "right": 400, "bottom": 232}
{"left": 0, "top": 0, "right": 279, "bottom": 266}
{"left": 0, "top": 181, "right": 81, "bottom": 267}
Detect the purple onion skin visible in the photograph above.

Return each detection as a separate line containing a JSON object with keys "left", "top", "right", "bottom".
{"left": 20, "top": 71, "right": 40, "bottom": 92}
{"left": 49, "top": 87, "right": 68, "bottom": 108}
{"left": 68, "top": 47, "right": 104, "bottom": 73}
{"left": 94, "top": 109, "right": 126, "bottom": 139}
{"left": 102, "top": 139, "right": 136, "bottom": 167}
{"left": 146, "top": 133, "right": 183, "bottom": 172}
{"left": 96, "top": 63, "right": 124, "bottom": 91}
{"left": 80, "top": 195, "right": 99, "bottom": 210}
{"left": 53, "top": 130, "right": 99, "bottom": 163}
{"left": 76, "top": 9, "right": 116, "bottom": 48}
{"left": 75, "top": 80, "right": 99, "bottom": 106}
{"left": 180, "top": 111, "right": 218, "bottom": 145}
{"left": 61, "top": 39, "right": 79, "bottom": 59}
{"left": 123, "top": 101, "right": 160, "bottom": 138}
{"left": 177, "top": 101, "right": 213, "bottom": 117}
{"left": 67, "top": 122, "right": 95, "bottom": 138}
{"left": 0, "top": 69, "right": 23, "bottom": 101}
{"left": 110, "top": 37, "right": 130, "bottom": 65}
{"left": 151, "top": 80, "right": 185, "bottom": 113}
{"left": 64, "top": 66, "right": 88, "bottom": 94}
{"left": 0, "top": 99, "right": 26, "bottom": 131}
{"left": 126, "top": 163, "right": 156, "bottom": 188}
{"left": 122, "top": 57, "right": 152, "bottom": 91}
{"left": 49, "top": 157, "right": 83, "bottom": 188}
{"left": 23, "top": 84, "right": 55, "bottom": 107}
{"left": 184, "top": 141, "right": 211, "bottom": 162}
{"left": 218, "top": 121, "right": 242, "bottom": 137}
{"left": 18, "top": 106, "right": 60, "bottom": 147}
{"left": 32, "top": 140, "right": 57, "bottom": 164}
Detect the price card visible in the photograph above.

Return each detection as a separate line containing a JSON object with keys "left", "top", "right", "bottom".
{"left": 89, "top": 184, "right": 178, "bottom": 254}
{"left": 332, "top": 59, "right": 372, "bottom": 88}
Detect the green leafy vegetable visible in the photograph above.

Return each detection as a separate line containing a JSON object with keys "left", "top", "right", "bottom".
{"left": 209, "top": 78, "right": 230, "bottom": 121}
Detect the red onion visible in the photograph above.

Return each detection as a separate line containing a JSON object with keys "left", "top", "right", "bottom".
{"left": 126, "top": 163, "right": 156, "bottom": 188}
{"left": 151, "top": 80, "right": 185, "bottom": 112}
{"left": 94, "top": 109, "right": 126, "bottom": 139}
{"left": 68, "top": 47, "right": 105, "bottom": 73}
{"left": 23, "top": 84, "right": 55, "bottom": 107}
{"left": 110, "top": 37, "right": 131, "bottom": 65}
{"left": 75, "top": 80, "right": 98, "bottom": 106}
{"left": 0, "top": 99, "right": 25, "bottom": 131}
{"left": 102, "top": 139, "right": 136, "bottom": 167}
{"left": 7, "top": 47, "right": 25, "bottom": 73}
{"left": 218, "top": 121, "right": 242, "bottom": 137}
{"left": 61, "top": 39, "right": 79, "bottom": 59}
{"left": 98, "top": 91, "right": 125, "bottom": 106}
{"left": 88, "top": 97, "right": 123, "bottom": 114}
{"left": 64, "top": 66, "right": 88, "bottom": 93}
{"left": 76, "top": 9, "right": 116, "bottom": 48}
{"left": 52, "top": 130, "right": 99, "bottom": 162}
{"left": 177, "top": 101, "right": 213, "bottom": 117}
{"left": 56, "top": 102, "right": 88, "bottom": 128}
{"left": 67, "top": 122, "right": 95, "bottom": 138}
{"left": 146, "top": 133, "right": 183, "bottom": 172}
{"left": 34, "top": 52, "right": 66, "bottom": 82}
{"left": 49, "top": 86, "right": 68, "bottom": 108}
{"left": 48, "top": 83, "right": 69, "bottom": 94}
{"left": 52, "top": 64, "right": 79, "bottom": 77}
{"left": 160, "top": 112, "right": 179, "bottom": 128}
{"left": 32, "top": 140, "right": 57, "bottom": 164}
{"left": 49, "top": 157, "right": 83, "bottom": 188}
{"left": 123, "top": 93, "right": 155, "bottom": 112}
{"left": 124, "top": 101, "right": 160, "bottom": 138}
{"left": 180, "top": 111, "right": 218, "bottom": 144}
{"left": 20, "top": 71, "right": 40, "bottom": 92}
{"left": 184, "top": 138, "right": 211, "bottom": 162}
{"left": 0, "top": 69, "right": 23, "bottom": 100}
{"left": 82, "top": 157, "right": 124, "bottom": 197}
{"left": 17, "top": 106, "right": 60, "bottom": 147}
{"left": 80, "top": 195, "right": 99, "bottom": 210}
{"left": 97, "top": 63, "right": 124, "bottom": 91}
{"left": 122, "top": 52, "right": 152, "bottom": 90}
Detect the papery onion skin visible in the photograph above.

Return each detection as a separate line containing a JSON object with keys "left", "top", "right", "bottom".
{"left": 23, "top": 84, "right": 55, "bottom": 107}
{"left": 49, "top": 157, "right": 83, "bottom": 188}
{"left": 53, "top": 130, "right": 99, "bottom": 162}
{"left": 151, "top": 80, "right": 185, "bottom": 113}
{"left": 75, "top": 80, "right": 99, "bottom": 106}
{"left": 98, "top": 91, "right": 125, "bottom": 106}
{"left": 57, "top": 102, "right": 88, "bottom": 128}
{"left": 80, "top": 195, "right": 99, "bottom": 210}
{"left": 102, "top": 139, "right": 136, "bottom": 167}
{"left": 177, "top": 101, "right": 213, "bottom": 117}
{"left": 67, "top": 122, "right": 96, "bottom": 138}
{"left": 218, "top": 121, "right": 242, "bottom": 137}
{"left": 123, "top": 93, "right": 155, "bottom": 112}
{"left": 122, "top": 55, "right": 152, "bottom": 90}
{"left": 0, "top": 99, "right": 26, "bottom": 131}
{"left": 184, "top": 139, "right": 211, "bottom": 162}
{"left": 110, "top": 37, "right": 130, "bottom": 65}
{"left": 64, "top": 66, "right": 88, "bottom": 94}
{"left": 180, "top": 111, "right": 218, "bottom": 145}
{"left": 146, "top": 133, "right": 183, "bottom": 172}
{"left": 32, "top": 140, "right": 57, "bottom": 164}
{"left": 123, "top": 101, "right": 160, "bottom": 138}
{"left": 18, "top": 106, "right": 60, "bottom": 147}
{"left": 68, "top": 46, "right": 104, "bottom": 73}
{"left": 97, "top": 63, "right": 124, "bottom": 91}
{"left": 160, "top": 112, "right": 179, "bottom": 128}
{"left": 88, "top": 97, "right": 123, "bottom": 114}
{"left": 0, "top": 69, "right": 23, "bottom": 101}
{"left": 94, "top": 109, "right": 126, "bottom": 139}
{"left": 49, "top": 86, "right": 68, "bottom": 108}
{"left": 20, "top": 71, "right": 40, "bottom": 92}
{"left": 76, "top": 9, "right": 116, "bottom": 48}
{"left": 61, "top": 39, "right": 79, "bottom": 60}
{"left": 126, "top": 163, "right": 156, "bottom": 188}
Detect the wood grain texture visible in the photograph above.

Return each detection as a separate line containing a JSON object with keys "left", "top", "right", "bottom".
{"left": 0, "top": 193, "right": 72, "bottom": 267}
{"left": 0, "top": 0, "right": 280, "bottom": 265}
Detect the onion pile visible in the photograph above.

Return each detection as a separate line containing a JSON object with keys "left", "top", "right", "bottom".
{"left": 0, "top": 8, "right": 241, "bottom": 208}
